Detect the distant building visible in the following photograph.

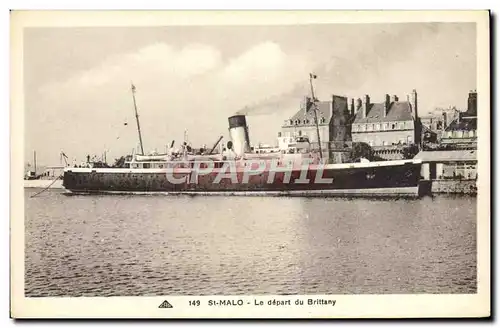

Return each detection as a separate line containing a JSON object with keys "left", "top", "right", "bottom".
{"left": 420, "top": 115, "right": 444, "bottom": 134}
{"left": 419, "top": 113, "right": 443, "bottom": 145}
{"left": 421, "top": 125, "right": 438, "bottom": 144}
{"left": 350, "top": 90, "right": 422, "bottom": 159}
{"left": 441, "top": 90, "right": 477, "bottom": 147}
{"left": 280, "top": 95, "right": 351, "bottom": 162}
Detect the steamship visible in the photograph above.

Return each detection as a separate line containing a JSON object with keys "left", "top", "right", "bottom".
{"left": 62, "top": 79, "right": 422, "bottom": 197}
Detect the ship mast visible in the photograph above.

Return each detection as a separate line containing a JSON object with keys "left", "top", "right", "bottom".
{"left": 131, "top": 83, "right": 145, "bottom": 155}
{"left": 309, "top": 73, "right": 323, "bottom": 160}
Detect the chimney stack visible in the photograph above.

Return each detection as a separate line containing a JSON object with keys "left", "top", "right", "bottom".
{"left": 350, "top": 98, "right": 355, "bottom": 116}
{"left": 410, "top": 89, "right": 418, "bottom": 120}
{"left": 362, "top": 95, "right": 370, "bottom": 118}
{"left": 384, "top": 94, "right": 390, "bottom": 117}
{"left": 356, "top": 98, "right": 362, "bottom": 115}
{"left": 410, "top": 89, "right": 420, "bottom": 145}
{"left": 467, "top": 90, "right": 477, "bottom": 116}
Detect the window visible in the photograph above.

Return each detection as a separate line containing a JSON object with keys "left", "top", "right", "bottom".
{"left": 143, "top": 163, "right": 151, "bottom": 169}
{"left": 298, "top": 130, "right": 302, "bottom": 136}
{"left": 375, "top": 123, "right": 380, "bottom": 131}
{"left": 361, "top": 124, "right": 366, "bottom": 132}
{"left": 352, "top": 124, "right": 358, "bottom": 132}
{"left": 392, "top": 123, "right": 396, "bottom": 130}
{"left": 367, "top": 124, "right": 373, "bottom": 131}
{"left": 398, "top": 122, "right": 404, "bottom": 129}
{"left": 277, "top": 132, "right": 282, "bottom": 137}
{"left": 442, "top": 162, "right": 477, "bottom": 180}
{"left": 320, "top": 117, "right": 326, "bottom": 123}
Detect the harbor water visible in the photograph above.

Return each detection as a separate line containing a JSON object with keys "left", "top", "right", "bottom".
{"left": 24, "top": 190, "right": 477, "bottom": 296}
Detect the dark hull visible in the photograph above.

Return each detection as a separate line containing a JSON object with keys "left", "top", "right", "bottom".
{"left": 63, "top": 160, "right": 422, "bottom": 197}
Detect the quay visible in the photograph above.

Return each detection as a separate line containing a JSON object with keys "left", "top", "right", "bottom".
{"left": 416, "top": 150, "right": 477, "bottom": 195}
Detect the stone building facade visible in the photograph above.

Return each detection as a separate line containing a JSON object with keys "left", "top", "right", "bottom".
{"left": 348, "top": 90, "right": 422, "bottom": 159}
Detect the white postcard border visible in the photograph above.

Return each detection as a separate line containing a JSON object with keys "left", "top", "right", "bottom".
{"left": 10, "top": 10, "right": 491, "bottom": 319}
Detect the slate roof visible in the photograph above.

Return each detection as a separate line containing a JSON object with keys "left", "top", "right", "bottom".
{"left": 445, "top": 117, "right": 477, "bottom": 132}
{"left": 413, "top": 150, "right": 477, "bottom": 162}
{"left": 287, "top": 101, "right": 332, "bottom": 125}
{"left": 353, "top": 101, "right": 414, "bottom": 124}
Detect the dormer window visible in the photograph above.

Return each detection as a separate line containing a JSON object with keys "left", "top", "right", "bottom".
{"left": 320, "top": 117, "right": 326, "bottom": 123}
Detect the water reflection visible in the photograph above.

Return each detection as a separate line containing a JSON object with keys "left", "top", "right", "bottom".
{"left": 25, "top": 191, "right": 476, "bottom": 296}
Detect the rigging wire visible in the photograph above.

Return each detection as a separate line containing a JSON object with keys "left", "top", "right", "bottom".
{"left": 29, "top": 173, "right": 64, "bottom": 198}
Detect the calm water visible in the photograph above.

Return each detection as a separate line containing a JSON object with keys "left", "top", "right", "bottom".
{"left": 24, "top": 190, "right": 477, "bottom": 296}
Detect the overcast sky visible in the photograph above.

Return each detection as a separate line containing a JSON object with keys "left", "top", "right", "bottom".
{"left": 23, "top": 23, "right": 476, "bottom": 166}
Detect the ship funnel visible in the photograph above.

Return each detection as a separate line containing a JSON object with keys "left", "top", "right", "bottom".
{"left": 228, "top": 115, "right": 251, "bottom": 156}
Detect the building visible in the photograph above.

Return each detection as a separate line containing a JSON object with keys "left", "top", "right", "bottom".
{"left": 420, "top": 115, "right": 444, "bottom": 134}
{"left": 280, "top": 95, "right": 351, "bottom": 162}
{"left": 441, "top": 90, "right": 477, "bottom": 147}
{"left": 350, "top": 90, "right": 421, "bottom": 159}
{"left": 414, "top": 150, "right": 477, "bottom": 194}
{"left": 421, "top": 125, "right": 438, "bottom": 144}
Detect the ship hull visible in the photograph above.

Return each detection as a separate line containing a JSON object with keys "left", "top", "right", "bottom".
{"left": 62, "top": 160, "right": 422, "bottom": 198}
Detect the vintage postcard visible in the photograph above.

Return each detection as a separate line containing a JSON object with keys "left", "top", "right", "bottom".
{"left": 10, "top": 10, "right": 490, "bottom": 318}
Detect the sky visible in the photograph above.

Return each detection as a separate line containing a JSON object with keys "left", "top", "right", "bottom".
{"left": 23, "top": 23, "right": 477, "bottom": 166}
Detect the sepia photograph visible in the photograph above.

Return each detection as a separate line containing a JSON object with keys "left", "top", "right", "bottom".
{"left": 10, "top": 10, "right": 490, "bottom": 318}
